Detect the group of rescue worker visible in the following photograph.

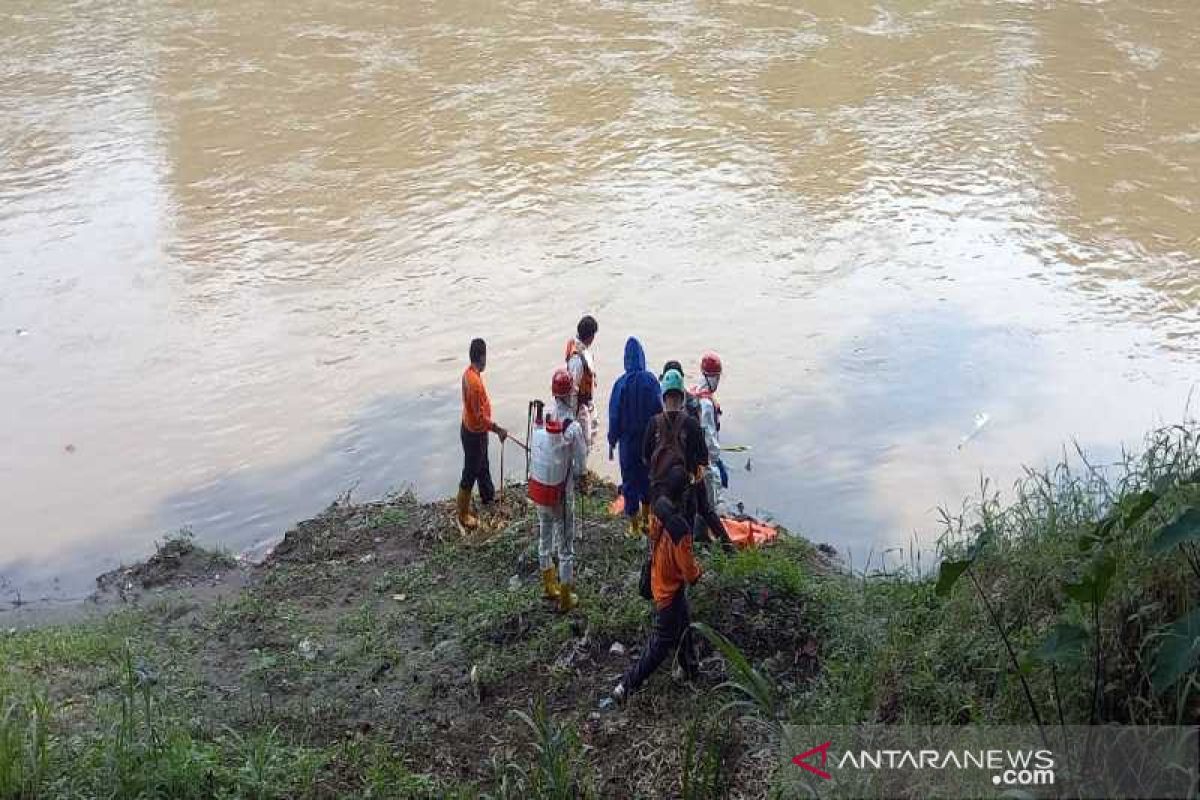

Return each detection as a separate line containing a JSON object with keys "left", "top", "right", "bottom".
{"left": 457, "top": 315, "right": 731, "bottom": 703}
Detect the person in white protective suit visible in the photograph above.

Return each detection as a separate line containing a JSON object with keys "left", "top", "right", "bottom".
{"left": 564, "top": 315, "right": 599, "bottom": 453}
{"left": 527, "top": 368, "right": 589, "bottom": 612}
{"left": 689, "top": 351, "right": 727, "bottom": 515}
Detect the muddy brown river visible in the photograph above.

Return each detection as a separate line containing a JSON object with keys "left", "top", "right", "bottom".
{"left": 2, "top": 0, "right": 1198, "bottom": 601}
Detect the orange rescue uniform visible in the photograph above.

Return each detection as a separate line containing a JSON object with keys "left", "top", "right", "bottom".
{"left": 647, "top": 516, "right": 702, "bottom": 610}
{"left": 461, "top": 365, "right": 493, "bottom": 434}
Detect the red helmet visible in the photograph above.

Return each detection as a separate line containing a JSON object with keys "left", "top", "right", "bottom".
{"left": 700, "top": 351, "right": 723, "bottom": 376}
{"left": 551, "top": 367, "right": 573, "bottom": 398}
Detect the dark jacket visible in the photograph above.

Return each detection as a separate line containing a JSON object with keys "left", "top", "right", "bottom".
{"left": 641, "top": 409, "right": 709, "bottom": 479}
{"left": 608, "top": 337, "right": 663, "bottom": 460}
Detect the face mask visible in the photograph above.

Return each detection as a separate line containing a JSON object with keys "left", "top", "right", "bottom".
{"left": 706, "top": 374, "right": 720, "bottom": 392}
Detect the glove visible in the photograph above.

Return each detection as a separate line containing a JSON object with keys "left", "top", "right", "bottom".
{"left": 717, "top": 459, "right": 729, "bottom": 489}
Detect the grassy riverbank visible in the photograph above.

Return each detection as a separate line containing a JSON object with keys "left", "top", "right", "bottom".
{"left": 2, "top": 424, "right": 1198, "bottom": 798}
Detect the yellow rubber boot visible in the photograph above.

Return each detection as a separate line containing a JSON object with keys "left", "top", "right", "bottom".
{"left": 627, "top": 503, "right": 650, "bottom": 538}
{"left": 557, "top": 582, "right": 578, "bottom": 613}
{"left": 540, "top": 567, "right": 559, "bottom": 601}
{"left": 456, "top": 488, "right": 478, "bottom": 530}
{"left": 626, "top": 516, "right": 640, "bottom": 539}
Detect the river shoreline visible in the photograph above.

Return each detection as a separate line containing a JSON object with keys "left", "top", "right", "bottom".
{"left": 0, "top": 479, "right": 830, "bottom": 796}
{"left": 2, "top": 422, "right": 1197, "bottom": 797}
{"left": 7, "top": 0, "right": 1200, "bottom": 598}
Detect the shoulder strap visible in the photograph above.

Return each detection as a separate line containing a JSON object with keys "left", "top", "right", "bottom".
{"left": 653, "top": 412, "right": 672, "bottom": 444}
{"left": 665, "top": 411, "right": 685, "bottom": 441}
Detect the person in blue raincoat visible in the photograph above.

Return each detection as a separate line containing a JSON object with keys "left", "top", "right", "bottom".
{"left": 608, "top": 337, "right": 663, "bottom": 537}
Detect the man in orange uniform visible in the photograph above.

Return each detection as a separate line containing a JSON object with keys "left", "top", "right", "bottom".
{"left": 610, "top": 463, "right": 703, "bottom": 702}
{"left": 458, "top": 338, "right": 506, "bottom": 530}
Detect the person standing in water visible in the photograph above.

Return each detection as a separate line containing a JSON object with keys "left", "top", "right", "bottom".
{"left": 457, "top": 338, "right": 506, "bottom": 530}
{"left": 608, "top": 337, "right": 662, "bottom": 538}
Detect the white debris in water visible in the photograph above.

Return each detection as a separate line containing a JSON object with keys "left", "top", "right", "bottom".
{"left": 1115, "top": 39, "right": 1162, "bottom": 71}
{"left": 609, "top": 642, "right": 626, "bottom": 656}
{"left": 957, "top": 412, "right": 991, "bottom": 450}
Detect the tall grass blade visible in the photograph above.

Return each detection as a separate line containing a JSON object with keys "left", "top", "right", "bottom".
{"left": 691, "top": 621, "right": 777, "bottom": 720}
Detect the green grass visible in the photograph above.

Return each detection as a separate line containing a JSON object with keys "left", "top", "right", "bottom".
{"left": 487, "top": 701, "right": 594, "bottom": 800}
{"left": 0, "top": 688, "right": 50, "bottom": 799}
{"left": 706, "top": 539, "right": 812, "bottom": 597}
{"left": 0, "top": 618, "right": 137, "bottom": 673}
{"left": 3, "top": 423, "right": 1198, "bottom": 797}
{"left": 679, "top": 712, "right": 737, "bottom": 800}
{"left": 368, "top": 507, "right": 410, "bottom": 529}
{"left": 742, "top": 424, "right": 1200, "bottom": 794}
{"left": 0, "top": 644, "right": 474, "bottom": 799}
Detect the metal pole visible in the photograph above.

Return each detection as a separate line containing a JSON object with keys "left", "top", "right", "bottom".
{"left": 578, "top": 465, "right": 585, "bottom": 541}
{"left": 562, "top": 460, "right": 570, "bottom": 569}
{"left": 525, "top": 401, "right": 535, "bottom": 479}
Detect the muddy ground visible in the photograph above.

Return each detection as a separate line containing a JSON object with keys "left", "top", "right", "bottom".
{"left": 9, "top": 480, "right": 831, "bottom": 797}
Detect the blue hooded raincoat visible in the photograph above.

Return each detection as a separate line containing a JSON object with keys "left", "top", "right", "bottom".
{"left": 607, "top": 337, "right": 663, "bottom": 517}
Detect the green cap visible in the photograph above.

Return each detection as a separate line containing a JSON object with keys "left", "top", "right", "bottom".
{"left": 660, "top": 368, "right": 685, "bottom": 397}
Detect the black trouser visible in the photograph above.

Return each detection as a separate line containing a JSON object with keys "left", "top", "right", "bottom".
{"left": 459, "top": 424, "right": 495, "bottom": 503}
{"left": 691, "top": 481, "right": 733, "bottom": 549}
{"left": 623, "top": 590, "right": 697, "bottom": 693}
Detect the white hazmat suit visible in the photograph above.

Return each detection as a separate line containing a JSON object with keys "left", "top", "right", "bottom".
{"left": 533, "top": 399, "right": 588, "bottom": 584}
{"left": 693, "top": 374, "right": 724, "bottom": 514}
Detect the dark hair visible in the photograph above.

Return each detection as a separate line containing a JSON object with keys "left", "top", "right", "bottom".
{"left": 577, "top": 315, "right": 598, "bottom": 342}
{"left": 661, "top": 360, "right": 683, "bottom": 379}
{"left": 469, "top": 338, "right": 486, "bottom": 363}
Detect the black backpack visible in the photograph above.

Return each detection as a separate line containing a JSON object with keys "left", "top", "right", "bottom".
{"left": 649, "top": 413, "right": 688, "bottom": 490}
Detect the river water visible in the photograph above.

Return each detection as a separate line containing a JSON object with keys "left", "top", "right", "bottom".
{"left": 2, "top": 0, "right": 1198, "bottom": 600}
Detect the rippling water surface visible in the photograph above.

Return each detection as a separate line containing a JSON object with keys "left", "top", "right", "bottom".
{"left": 2, "top": 0, "right": 1198, "bottom": 599}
